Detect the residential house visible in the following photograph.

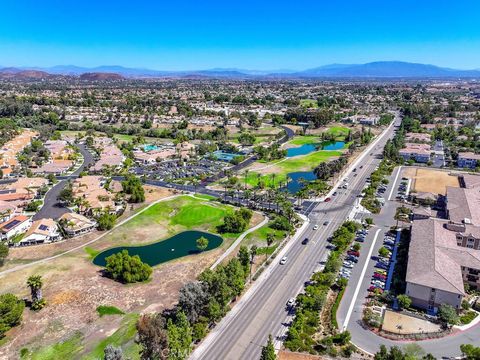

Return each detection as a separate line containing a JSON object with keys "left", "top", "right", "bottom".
{"left": 0, "top": 215, "right": 32, "bottom": 241}
{"left": 19, "top": 218, "right": 60, "bottom": 246}
{"left": 59, "top": 212, "right": 96, "bottom": 237}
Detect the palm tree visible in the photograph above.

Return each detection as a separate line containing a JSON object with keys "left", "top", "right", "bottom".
{"left": 27, "top": 275, "right": 46, "bottom": 310}
{"left": 244, "top": 169, "right": 249, "bottom": 190}
{"left": 266, "top": 233, "right": 275, "bottom": 261}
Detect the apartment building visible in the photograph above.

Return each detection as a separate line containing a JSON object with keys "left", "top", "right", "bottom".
{"left": 399, "top": 143, "right": 432, "bottom": 163}
{"left": 457, "top": 152, "right": 480, "bottom": 169}
{"left": 406, "top": 176, "right": 480, "bottom": 313}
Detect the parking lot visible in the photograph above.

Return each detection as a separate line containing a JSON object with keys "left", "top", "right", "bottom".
{"left": 133, "top": 158, "right": 230, "bottom": 182}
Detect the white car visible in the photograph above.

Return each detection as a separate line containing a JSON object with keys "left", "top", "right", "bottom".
{"left": 313, "top": 225, "right": 319, "bottom": 230}
{"left": 280, "top": 256, "right": 288, "bottom": 265}
{"left": 286, "top": 298, "right": 295, "bottom": 307}
{"left": 343, "top": 261, "right": 354, "bottom": 269}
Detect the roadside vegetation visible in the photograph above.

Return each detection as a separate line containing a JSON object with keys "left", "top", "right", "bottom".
{"left": 284, "top": 221, "right": 360, "bottom": 357}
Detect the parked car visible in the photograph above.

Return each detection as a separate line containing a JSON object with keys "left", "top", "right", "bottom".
{"left": 375, "top": 269, "right": 387, "bottom": 276}
{"left": 280, "top": 256, "right": 288, "bottom": 265}
{"left": 371, "top": 280, "right": 385, "bottom": 287}
{"left": 343, "top": 261, "right": 354, "bottom": 269}
{"left": 346, "top": 255, "right": 358, "bottom": 263}
{"left": 286, "top": 298, "right": 295, "bottom": 307}
{"left": 373, "top": 273, "right": 387, "bottom": 280}
{"left": 375, "top": 262, "right": 388, "bottom": 270}
{"left": 356, "top": 237, "right": 365, "bottom": 243}
{"left": 347, "top": 250, "right": 360, "bottom": 257}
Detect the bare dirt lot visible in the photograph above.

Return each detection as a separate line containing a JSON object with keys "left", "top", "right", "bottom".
{"left": 382, "top": 310, "right": 441, "bottom": 334}
{"left": 404, "top": 168, "right": 460, "bottom": 195}
{"left": 0, "top": 187, "right": 264, "bottom": 359}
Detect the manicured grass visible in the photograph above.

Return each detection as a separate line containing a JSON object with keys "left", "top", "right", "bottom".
{"left": 241, "top": 149, "right": 342, "bottom": 188}
{"left": 289, "top": 136, "right": 321, "bottom": 146}
{"left": 84, "top": 247, "right": 100, "bottom": 259}
{"left": 96, "top": 305, "right": 125, "bottom": 317}
{"left": 84, "top": 314, "right": 140, "bottom": 360}
{"left": 103, "top": 195, "right": 235, "bottom": 245}
{"left": 23, "top": 331, "right": 84, "bottom": 360}
{"left": 256, "top": 246, "right": 277, "bottom": 256}
{"left": 300, "top": 99, "right": 318, "bottom": 108}
{"left": 325, "top": 126, "right": 350, "bottom": 139}
{"left": 246, "top": 222, "right": 285, "bottom": 244}
{"left": 171, "top": 202, "right": 228, "bottom": 228}
{"left": 277, "top": 150, "right": 342, "bottom": 172}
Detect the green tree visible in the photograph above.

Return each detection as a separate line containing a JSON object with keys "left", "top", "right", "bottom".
{"left": 105, "top": 250, "right": 152, "bottom": 283}
{"left": 97, "top": 212, "right": 117, "bottom": 231}
{"left": 237, "top": 246, "right": 250, "bottom": 271}
{"left": 260, "top": 334, "right": 276, "bottom": 360}
{"left": 0, "top": 243, "right": 9, "bottom": 266}
{"left": 167, "top": 311, "right": 192, "bottom": 360}
{"left": 122, "top": 175, "right": 145, "bottom": 203}
{"left": 0, "top": 293, "right": 24, "bottom": 338}
{"left": 397, "top": 294, "right": 412, "bottom": 310}
{"left": 196, "top": 236, "right": 209, "bottom": 252}
{"left": 460, "top": 344, "right": 480, "bottom": 359}
{"left": 438, "top": 303, "right": 459, "bottom": 326}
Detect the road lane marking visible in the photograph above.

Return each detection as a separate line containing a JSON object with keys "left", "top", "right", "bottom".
{"left": 342, "top": 228, "right": 381, "bottom": 331}
{"left": 388, "top": 165, "right": 402, "bottom": 201}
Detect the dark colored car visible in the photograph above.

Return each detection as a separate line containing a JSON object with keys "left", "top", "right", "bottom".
{"left": 347, "top": 250, "right": 360, "bottom": 257}
{"left": 302, "top": 238, "right": 309, "bottom": 245}
{"left": 324, "top": 197, "right": 331, "bottom": 202}
{"left": 373, "top": 273, "right": 387, "bottom": 280}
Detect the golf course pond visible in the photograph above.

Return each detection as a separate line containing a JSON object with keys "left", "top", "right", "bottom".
{"left": 93, "top": 230, "right": 223, "bottom": 267}
{"left": 286, "top": 141, "right": 345, "bottom": 157}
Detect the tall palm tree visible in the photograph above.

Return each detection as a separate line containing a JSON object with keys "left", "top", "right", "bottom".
{"left": 27, "top": 275, "right": 44, "bottom": 309}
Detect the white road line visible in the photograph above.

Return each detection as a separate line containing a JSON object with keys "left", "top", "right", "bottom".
{"left": 388, "top": 165, "right": 402, "bottom": 201}
{"left": 342, "top": 228, "right": 381, "bottom": 331}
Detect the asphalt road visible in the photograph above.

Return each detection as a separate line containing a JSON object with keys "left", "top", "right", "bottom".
{"left": 190, "top": 116, "right": 401, "bottom": 360}
{"left": 33, "top": 143, "right": 95, "bottom": 220}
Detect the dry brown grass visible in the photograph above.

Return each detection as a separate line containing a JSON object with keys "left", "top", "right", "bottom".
{"left": 404, "top": 168, "right": 460, "bottom": 195}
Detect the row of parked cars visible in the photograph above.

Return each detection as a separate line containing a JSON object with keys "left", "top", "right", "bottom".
{"left": 396, "top": 178, "right": 409, "bottom": 201}
{"left": 369, "top": 233, "right": 397, "bottom": 293}
{"left": 339, "top": 228, "right": 369, "bottom": 279}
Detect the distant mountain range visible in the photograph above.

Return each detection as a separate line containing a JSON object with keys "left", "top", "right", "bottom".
{"left": 1, "top": 61, "right": 480, "bottom": 79}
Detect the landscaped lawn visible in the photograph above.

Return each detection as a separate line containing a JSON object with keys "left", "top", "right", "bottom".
{"left": 240, "top": 149, "right": 343, "bottom": 188}
{"left": 110, "top": 195, "right": 233, "bottom": 243}
{"left": 277, "top": 150, "right": 342, "bottom": 172}
{"left": 245, "top": 222, "right": 285, "bottom": 245}
{"left": 325, "top": 126, "right": 350, "bottom": 139}
{"left": 288, "top": 136, "right": 321, "bottom": 146}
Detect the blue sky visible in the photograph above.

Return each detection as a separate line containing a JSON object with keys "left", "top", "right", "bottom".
{"left": 1, "top": 0, "right": 479, "bottom": 70}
